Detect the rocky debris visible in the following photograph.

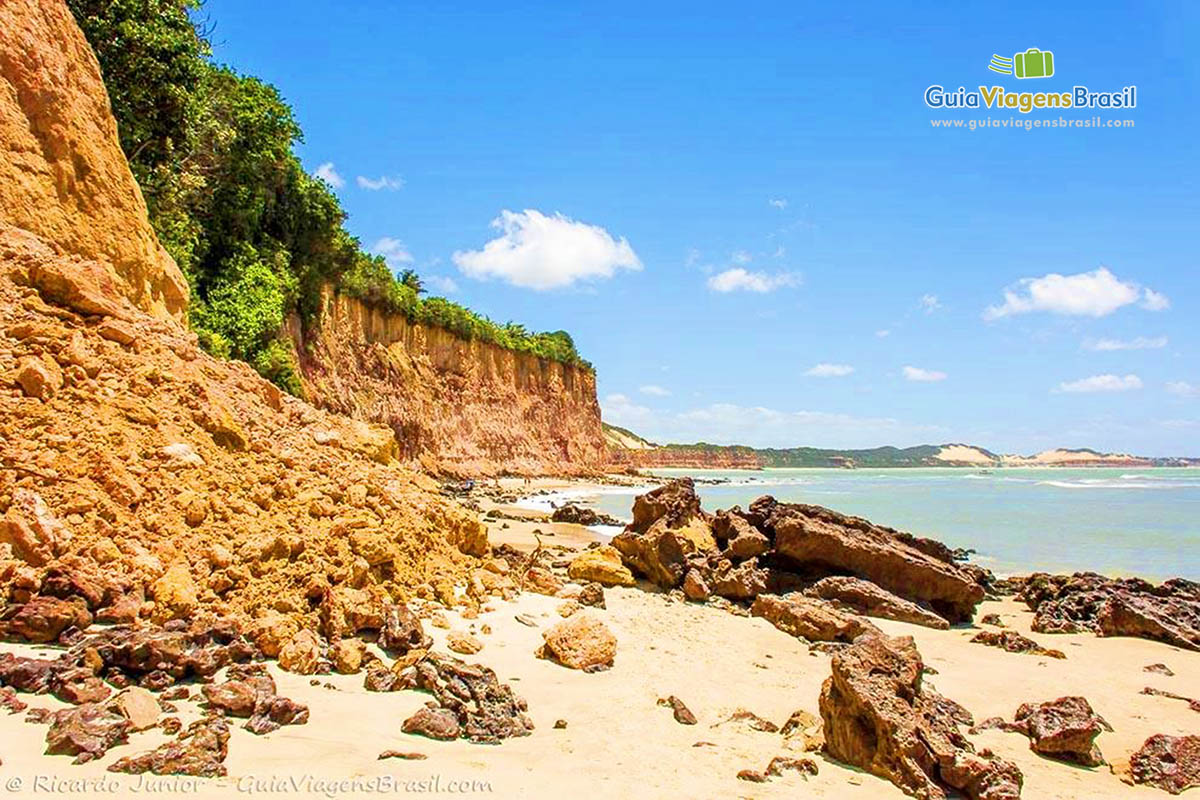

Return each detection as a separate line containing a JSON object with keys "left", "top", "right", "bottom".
{"left": 1, "top": 686, "right": 28, "bottom": 714}
{"left": 1144, "top": 663, "right": 1174, "bottom": 676}
{"left": 714, "top": 709, "right": 779, "bottom": 733}
{"left": 1008, "top": 697, "right": 1109, "bottom": 766}
{"left": 577, "top": 582, "right": 606, "bottom": 609}
{"left": 0, "top": 595, "right": 91, "bottom": 642}
{"left": 751, "top": 594, "right": 879, "bottom": 644}
{"left": 682, "top": 568, "right": 711, "bottom": 601}
{"left": 657, "top": 695, "right": 697, "bottom": 725}
{"left": 766, "top": 756, "right": 819, "bottom": 778}
{"left": 523, "top": 566, "right": 564, "bottom": 596}
{"left": 0, "top": 652, "right": 69, "bottom": 693}
{"left": 1019, "top": 573, "right": 1199, "bottom": 651}
{"left": 1140, "top": 687, "right": 1200, "bottom": 713}
{"left": 379, "top": 604, "right": 432, "bottom": 655}
{"left": 45, "top": 703, "right": 131, "bottom": 763}
{"left": 736, "top": 769, "right": 767, "bottom": 782}
{"left": 805, "top": 576, "right": 950, "bottom": 630}
{"left": 278, "top": 629, "right": 322, "bottom": 675}
{"left": 970, "top": 630, "right": 1066, "bottom": 659}
{"left": 553, "top": 719, "right": 567, "bottom": 729}
{"left": 379, "top": 750, "right": 427, "bottom": 760}
{"left": 108, "top": 717, "right": 230, "bottom": 777}
{"left": 405, "top": 653, "right": 533, "bottom": 743}
{"left": 446, "top": 631, "right": 483, "bottom": 655}
{"left": 331, "top": 639, "right": 366, "bottom": 674}
{"left": 567, "top": 546, "right": 635, "bottom": 587}
{"left": 980, "top": 613, "right": 1005, "bottom": 627}
{"left": 556, "top": 600, "right": 581, "bottom": 618}
{"left": 820, "top": 634, "right": 1023, "bottom": 800}
{"left": 1, "top": 488, "right": 69, "bottom": 565}
{"left": 1129, "top": 734, "right": 1200, "bottom": 794}
{"left": 73, "top": 621, "right": 258, "bottom": 685}
{"left": 537, "top": 614, "right": 617, "bottom": 671}
{"left": 611, "top": 479, "right": 717, "bottom": 588}
{"left": 781, "top": 709, "right": 825, "bottom": 752}
{"left": 551, "top": 504, "right": 620, "bottom": 526}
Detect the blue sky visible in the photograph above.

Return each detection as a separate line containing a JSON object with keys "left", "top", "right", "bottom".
{"left": 203, "top": 0, "right": 1199, "bottom": 455}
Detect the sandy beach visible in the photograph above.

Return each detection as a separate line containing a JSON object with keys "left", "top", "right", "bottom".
{"left": 2, "top": 478, "right": 1196, "bottom": 799}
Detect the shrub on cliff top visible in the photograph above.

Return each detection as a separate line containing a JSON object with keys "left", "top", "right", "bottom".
{"left": 67, "top": 0, "right": 591, "bottom": 393}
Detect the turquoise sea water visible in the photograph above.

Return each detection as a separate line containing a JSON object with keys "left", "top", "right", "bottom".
{"left": 550, "top": 468, "right": 1200, "bottom": 581}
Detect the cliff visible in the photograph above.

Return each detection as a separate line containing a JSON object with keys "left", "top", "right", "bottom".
{"left": 0, "top": 0, "right": 187, "bottom": 322}
{"left": 288, "top": 289, "right": 608, "bottom": 477}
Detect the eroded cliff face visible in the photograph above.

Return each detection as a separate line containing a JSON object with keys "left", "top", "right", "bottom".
{"left": 0, "top": 0, "right": 188, "bottom": 321}
{"left": 289, "top": 290, "right": 608, "bottom": 477}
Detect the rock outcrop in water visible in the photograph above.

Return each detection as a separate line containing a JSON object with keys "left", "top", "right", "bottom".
{"left": 611, "top": 479, "right": 988, "bottom": 625}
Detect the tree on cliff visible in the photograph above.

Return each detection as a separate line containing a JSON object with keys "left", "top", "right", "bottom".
{"left": 68, "top": 0, "right": 591, "bottom": 394}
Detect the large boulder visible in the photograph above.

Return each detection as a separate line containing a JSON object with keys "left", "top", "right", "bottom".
{"left": 537, "top": 613, "right": 617, "bottom": 670}
{"left": 567, "top": 546, "right": 635, "bottom": 587}
{"left": 751, "top": 594, "right": 879, "bottom": 644}
{"left": 766, "top": 501, "right": 985, "bottom": 623}
{"left": 0, "top": 0, "right": 187, "bottom": 320}
{"left": 1129, "top": 734, "right": 1200, "bottom": 795}
{"left": 805, "top": 576, "right": 950, "bottom": 630}
{"left": 820, "top": 634, "right": 1023, "bottom": 800}
{"left": 1009, "top": 696, "right": 1108, "bottom": 766}
{"left": 611, "top": 479, "right": 716, "bottom": 588}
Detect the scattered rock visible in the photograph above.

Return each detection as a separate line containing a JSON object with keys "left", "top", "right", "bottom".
{"left": 403, "top": 707, "right": 462, "bottom": 741}
{"left": 970, "top": 630, "right": 1066, "bottom": 659}
{"left": 378, "top": 750, "right": 427, "bottom": 760}
{"left": 736, "top": 769, "right": 767, "bottom": 783}
{"left": 781, "top": 708, "right": 825, "bottom": 752}
{"left": 446, "top": 631, "right": 483, "bottom": 655}
{"left": 407, "top": 654, "right": 533, "bottom": 743}
{"left": 766, "top": 756, "right": 819, "bottom": 777}
{"left": 714, "top": 709, "right": 779, "bottom": 733}
{"left": 682, "top": 568, "right": 711, "bottom": 602}
{"left": 1140, "top": 687, "right": 1200, "bottom": 713}
{"left": 556, "top": 600, "right": 581, "bottom": 618}
{"left": 108, "top": 687, "right": 160, "bottom": 731}
{"left": 514, "top": 614, "right": 539, "bottom": 627}
{"left": 331, "top": 639, "right": 366, "bottom": 674}
{"left": 1129, "top": 734, "right": 1200, "bottom": 794}
{"left": 278, "top": 629, "right": 322, "bottom": 675}
{"left": 577, "top": 583, "right": 606, "bottom": 609}
{"left": 980, "top": 613, "right": 1005, "bottom": 627}
{"left": 657, "top": 695, "right": 697, "bottom": 725}
{"left": 1, "top": 595, "right": 91, "bottom": 643}
{"left": 551, "top": 504, "right": 620, "bottom": 526}
{"left": 1144, "top": 663, "right": 1174, "bottom": 676}
{"left": 523, "top": 567, "right": 565, "bottom": 596}
{"left": 553, "top": 719, "right": 567, "bottom": 729}
{"left": 537, "top": 614, "right": 617, "bottom": 670}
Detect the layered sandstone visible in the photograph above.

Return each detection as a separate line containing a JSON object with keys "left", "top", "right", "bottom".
{"left": 0, "top": 0, "right": 187, "bottom": 321}
{"left": 288, "top": 290, "right": 607, "bottom": 477}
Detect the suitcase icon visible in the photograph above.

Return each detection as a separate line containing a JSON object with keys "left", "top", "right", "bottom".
{"left": 1014, "top": 48, "right": 1054, "bottom": 79}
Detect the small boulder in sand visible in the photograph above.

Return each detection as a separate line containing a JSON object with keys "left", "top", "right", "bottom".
{"left": 567, "top": 546, "right": 635, "bottom": 587}
{"left": 446, "top": 631, "right": 483, "bottom": 655}
{"left": 402, "top": 707, "right": 461, "bottom": 741}
{"left": 1010, "top": 696, "right": 1110, "bottom": 766}
{"left": 538, "top": 614, "right": 617, "bottom": 670}
{"left": 970, "top": 630, "right": 1065, "bottom": 659}
{"left": 657, "top": 695, "right": 697, "bottom": 725}
{"left": 331, "top": 639, "right": 366, "bottom": 674}
{"left": 108, "top": 687, "right": 160, "bottom": 731}
{"left": 578, "top": 582, "right": 606, "bottom": 609}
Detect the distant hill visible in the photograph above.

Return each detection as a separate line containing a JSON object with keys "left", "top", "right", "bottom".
{"left": 605, "top": 429, "right": 1197, "bottom": 469}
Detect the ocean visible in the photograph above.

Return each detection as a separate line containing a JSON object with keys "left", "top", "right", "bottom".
{"left": 520, "top": 467, "right": 1200, "bottom": 581}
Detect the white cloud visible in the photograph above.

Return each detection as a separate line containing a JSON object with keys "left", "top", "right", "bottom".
{"left": 313, "top": 162, "right": 345, "bottom": 189}
{"left": 1141, "top": 288, "right": 1171, "bottom": 311}
{"left": 600, "top": 397, "right": 943, "bottom": 449}
{"left": 1083, "top": 336, "right": 1168, "bottom": 352}
{"left": 707, "top": 268, "right": 802, "bottom": 293}
{"left": 875, "top": 329, "right": 891, "bottom": 338}
{"left": 903, "top": 366, "right": 947, "bottom": 382}
{"left": 452, "top": 209, "right": 641, "bottom": 290}
{"left": 731, "top": 250, "right": 752, "bottom": 265}
{"left": 357, "top": 175, "right": 404, "bottom": 191}
{"left": 370, "top": 237, "right": 414, "bottom": 268}
{"left": 769, "top": 198, "right": 788, "bottom": 209}
{"left": 805, "top": 363, "right": 855, "bottom": 378}
{"left": 1167, "top": 381, "right": 1199, "bottom": 397}
{"left": 983, "top": 267, "right": 1166, "bottom": 320}
{"left": 425, "top": 275, "right": 459, "bottom": 294}
{"left": 919, "top": 294, "right": 942, "bottom": 313}
{"left": 639, "top": 384, "right": 671, "bottom": 397}
{"left": 1055, "top": 374, "right": 1143, "bottom": 393}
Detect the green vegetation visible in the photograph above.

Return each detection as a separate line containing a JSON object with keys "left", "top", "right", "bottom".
{"left": 67, "top": 0, "right": 590, "bottom": 394}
